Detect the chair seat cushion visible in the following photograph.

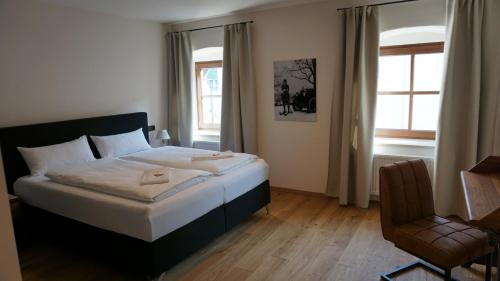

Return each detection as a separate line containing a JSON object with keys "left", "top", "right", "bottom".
{"left": 393, "top": 215, "right": 491, "bottom": 269}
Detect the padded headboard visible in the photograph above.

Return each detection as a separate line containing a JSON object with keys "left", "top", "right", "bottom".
{"left": 0, "top": 112, "right": 149, "bottom": 194}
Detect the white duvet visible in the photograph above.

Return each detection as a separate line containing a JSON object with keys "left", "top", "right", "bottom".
{"left": 122, "top": 146, "right": 258, "bottom": 175}
{"left": 45, "top": 159, "right": 211, "bottom": 202}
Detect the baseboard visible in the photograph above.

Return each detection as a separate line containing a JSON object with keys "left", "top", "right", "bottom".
{"left": 271, "top": 187, "right": 381, "bottom": 207}
{"left": 270, "top": 186, "right": 328, "bottom": 198}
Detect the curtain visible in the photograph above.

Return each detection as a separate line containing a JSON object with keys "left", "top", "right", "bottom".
{"left": 166, "top": 31, "right": 193, "bottom": 147}
{"left": 434, "top": 0, "right": 500, "bottom": 217}
{"left": 220, "top": 23, "right": 257, "bottom": 154}
{"left": 326, "top": 7, "right": 379, "bottom": 208}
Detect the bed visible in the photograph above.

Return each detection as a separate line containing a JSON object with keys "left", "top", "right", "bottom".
{"left": 0, "top": 112, "right": 270, "bottom": 278}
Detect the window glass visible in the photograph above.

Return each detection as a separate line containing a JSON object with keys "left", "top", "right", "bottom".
{"left": 196, "top": 62, "right": 223, "bottom": 130}
{"left": 375, "top": 41, "right": 443, "bottom": 139}
{"left": 414, "top": 53, "right": 444, "bottom": 91}
{"left": 412, "top": 94, "right": 440, "bottom": 131}
{"left": 201, "top": 68, "right": 222, "bottom": 96}
{"left": 375, "top": 95, "right": 410, "bottom": 129}
{"left": 377, "top": 55, "right": 411, "bottom": 92}
{"left": 202, "top": 97, "right": 222, "bottom": 125}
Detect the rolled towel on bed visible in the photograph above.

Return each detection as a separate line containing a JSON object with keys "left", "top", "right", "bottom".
{"left": 140, "top": 168, "right": 170, "bottom": 185}
{"left": 191, "top": 151, "right": 234, "bottom": 161}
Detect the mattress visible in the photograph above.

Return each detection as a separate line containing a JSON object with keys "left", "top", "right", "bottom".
{"left": 14, "top": 175, "right": 224, "bottom": 242}
{"left": 122, "top": 146, "right": 269, "bottom": 202}
{"left": 213, "top": 159, "right": 269, "bottom": 203}
{"left": 13, "top": 159, "right": 269, "bottom": 242}
{"left": 121, "top": 146, "right": 257, "bottom": 175}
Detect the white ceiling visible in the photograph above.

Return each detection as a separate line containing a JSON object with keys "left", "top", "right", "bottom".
{"left": 40, "top": 0, "right": 328, "bottom": 23}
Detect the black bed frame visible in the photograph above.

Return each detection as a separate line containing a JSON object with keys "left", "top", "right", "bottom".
{"left": 0, "top": 112, "right": 270, "bottom": 278}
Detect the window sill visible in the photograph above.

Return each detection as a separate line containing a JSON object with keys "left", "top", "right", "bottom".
{"left": 375, "top": 137, "right": 435, "bottom": 147}
{"left": 194, "top": 134, "right": 219, "bottom": 143}
{"left": 194, "top": 129, "right": 219, "bottom": 140}
{"left": 374, "top": 137, "right": 435, "bottom": 158}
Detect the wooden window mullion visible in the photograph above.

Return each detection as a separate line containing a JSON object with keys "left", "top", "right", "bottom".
{"left": 408, "top": 54, "right": 415, "bottom": 131}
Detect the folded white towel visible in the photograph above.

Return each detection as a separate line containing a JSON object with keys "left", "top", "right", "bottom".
{"left": 140, "top": 168, "right": 170, "bottom": 185}
{"left": 191, "top": 151, "right": 234, "bottom": 161}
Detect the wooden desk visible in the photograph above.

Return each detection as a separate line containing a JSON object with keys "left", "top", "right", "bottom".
{"left": 461, "top": 156, "right": 500, "bottom": 281}
{"left": 462, "top": 171, "right": 500, "bottom": 232}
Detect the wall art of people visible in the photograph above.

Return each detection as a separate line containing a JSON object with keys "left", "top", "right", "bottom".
{"left": 273, "top": 58, "right": 316, "bottom": 122}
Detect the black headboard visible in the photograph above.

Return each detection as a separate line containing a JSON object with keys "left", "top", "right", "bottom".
{"left": 0, "top": 112, "right": 149, "bottom": 194}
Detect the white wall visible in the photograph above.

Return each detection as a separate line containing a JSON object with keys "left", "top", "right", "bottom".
{"left": 191, "top": 27, "right": 224, "bottom": 51}
{"left": 0, "top": 0, "right": 443, "bottom": 195}
{"left": 379, "top": 0, "right": 445, "bottom": 46}
{"left": 0, "top": 0, "right": 166, "bottom": 129}
{"left": 380, "top": 26, "right": 445, "bottom": 46}
{"left": 379, "top": 0, "right": 445, "bottom": 32}
{"left": 170, "top": 0, "right": 446, "bottom": 194}
{"left": 171, "top": 2, "right": 336, "bottom": 193}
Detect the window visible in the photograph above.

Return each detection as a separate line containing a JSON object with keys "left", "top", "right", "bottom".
{"left": 375, "top": 42, "right": 444, "bottom": 139}
{"left": 195, "top": 61, "right": 223, "bottom": 131}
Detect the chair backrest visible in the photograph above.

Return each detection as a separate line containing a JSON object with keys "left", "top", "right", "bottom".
{"left": 379, "top": 159, "right": 435, "bottom": 240}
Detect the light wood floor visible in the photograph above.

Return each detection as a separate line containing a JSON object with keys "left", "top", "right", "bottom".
{"left": 19, "top": 190, "right": 492, "bottom": 281}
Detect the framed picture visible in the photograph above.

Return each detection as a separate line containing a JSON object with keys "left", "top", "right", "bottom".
{"left": 273, "top": 58, "right": 317, "bottom": 122}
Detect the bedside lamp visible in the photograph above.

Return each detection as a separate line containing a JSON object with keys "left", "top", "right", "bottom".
{"left": 156, "top": 129, "right": 170, "bottom": 146}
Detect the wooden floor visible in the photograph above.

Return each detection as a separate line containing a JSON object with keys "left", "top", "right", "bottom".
{"left": 19, "top": 190, "right": 492, "bottom": 281}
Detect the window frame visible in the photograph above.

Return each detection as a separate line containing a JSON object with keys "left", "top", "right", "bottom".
{"left": 376, "top": 42, "right": 444, "bottom": 140}
{"left": 195, "top": 60, "right": 223, "bottom": 131}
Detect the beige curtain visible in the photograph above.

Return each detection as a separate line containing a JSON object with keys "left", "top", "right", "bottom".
{"left": 220, "top": 23, "right": 257, "bottom": 154}
{"left": 326, "top": 7, "right": 379, "bottom": 208}
{"left": 166, "top": 31, "right": 193, "bottom": 147}
{"left": 434, "top": 0, "right": 500, "bottom": 217}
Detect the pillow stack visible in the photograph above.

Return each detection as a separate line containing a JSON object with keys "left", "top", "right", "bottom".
{"left": 90, "top": 128, "right": 151, "bottom": 158}
{"left": 17, "top": 128, "right": 152, "bottom": 176}
{"left": 18, "top": 136, "right": 95, "bottom": 176}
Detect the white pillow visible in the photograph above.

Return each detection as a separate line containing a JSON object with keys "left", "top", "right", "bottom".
{"left": 90, "top": 128, "right": 151, "bottom": 158}
{"left": 18, "top": 136, "right": 96, "bottom": 176}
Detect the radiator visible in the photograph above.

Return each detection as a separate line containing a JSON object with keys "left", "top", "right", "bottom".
{"left": 193, "top": 140, "right": 220, "bottom": 151}
{"left": 371, "top": 154, "right": 434, "bottom": 197}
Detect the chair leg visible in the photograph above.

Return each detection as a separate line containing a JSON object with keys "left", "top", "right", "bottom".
{"left": 381, "top": 260, "right": 458, "bottom": 281}
{"left": 485, "top": 253, "right": 492, "bottom": 281}
{"left": 496, "top": 244, "right": 500, "bottom": 281}
{"left": 445, "top": 269, "right": 452, "bottom": 281}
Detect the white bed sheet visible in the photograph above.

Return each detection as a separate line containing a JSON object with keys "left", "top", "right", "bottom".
{"left": 13, "top": 159, "right": 269, "bottom": 242}
{"left": 121, "top": 146, "right": 257, "bottom": 175}
{"left": 212, "top": 159, "right": 269, "bottom": 203}
{"left": 14, "top": 175, "right": 224, "bottom": 242}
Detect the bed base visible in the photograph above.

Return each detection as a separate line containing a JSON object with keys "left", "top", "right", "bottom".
{"left": 225, "top": 181, "right": 271, "bottom": 231}
{"left": 18, "top": 180, "right": 270, "bottom": 278}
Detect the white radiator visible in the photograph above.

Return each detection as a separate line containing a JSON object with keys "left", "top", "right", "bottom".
{"left": 371, "top": 154, "right": 434, "bottom": 197}
{"left": 193, "top": 140, "right": 220, "bottom": 151}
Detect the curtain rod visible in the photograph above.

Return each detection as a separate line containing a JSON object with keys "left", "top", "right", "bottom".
{"left": 337, "top": 0, "right": 419, "bottom": 11}
{"left": 177, "top": 20, "right": 254, "bottom": 33}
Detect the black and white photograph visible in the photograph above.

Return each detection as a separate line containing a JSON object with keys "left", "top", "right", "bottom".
{"left": 274, "top": 58, "right": 317, "bottom": 122}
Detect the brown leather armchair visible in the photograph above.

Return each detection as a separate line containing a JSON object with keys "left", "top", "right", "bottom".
{"left": 379, "top": 159, "right": 493, "bottom": 281}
